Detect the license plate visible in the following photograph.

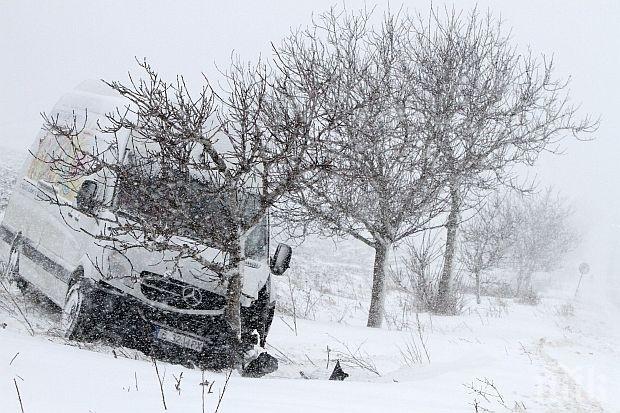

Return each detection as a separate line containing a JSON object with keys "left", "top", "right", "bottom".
{"left": 156, "top": 328, "right": 204, "bottom": 352}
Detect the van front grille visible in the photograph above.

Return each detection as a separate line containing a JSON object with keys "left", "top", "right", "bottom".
{"left": 140, "top": 272, "right": 226, "bottom": 311}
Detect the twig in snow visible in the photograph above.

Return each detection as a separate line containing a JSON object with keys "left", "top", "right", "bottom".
{"left": 199, "top": 370, "right": 215, "bottom": 413}
{"left": 326, "top": 345, "right": 331, "bottom": 369}
{"left": 213, "top": 369, "right": 233, "bottom": 413}
{"left": 328, "top": 336, "right": 380, "bottom": 376}
{"left": 286, "top": 274, "right": 298, "bottom": 335}
{"left": 278, "top": 316, "right": 297, "bottom": 335}
{"left": 464, "top": 377, "right": 509, "bottom": 410}
{"left": 9, "top": 352, "right": 19, "bottom": 365}
{"left": 201, "top": 370, "right": 205, "bottom": 413}
{"left": 518, "top": 342, "right": 533, "bottom": 364}
{"left": 415, "top": 313, "right": 431, "bottom": 363}
{"left": 152, "top": 357, "right": 167, "bottom": 410}
{"left": 304, "top": 354, "right": 317, "bottom": 367}
{"left": 173, "top": 371, "right": 183, "bottom": 395}
{"left": 14, "top": 378, "right": 25, "bottom": 413}
{"left": 265, "top": 343, "right": 295, "bottom": 364}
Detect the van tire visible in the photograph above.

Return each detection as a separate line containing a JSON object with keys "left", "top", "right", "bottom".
{"left": 2, "top": 236, "right": 28, "bottom": 293}
{"left": 61, "top": 277, "right": 99, "bottom": 341}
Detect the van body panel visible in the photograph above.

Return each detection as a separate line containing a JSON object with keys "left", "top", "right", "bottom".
{"left": 0, "top": 83, "right": 274, "bottom": 344}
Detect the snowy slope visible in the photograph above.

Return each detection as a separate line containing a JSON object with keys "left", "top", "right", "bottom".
{"left": 1, "top": 256, "right": 616, "bottom": 412}
{"left": 0, "top": 148, "right": 618, "bottom": 412}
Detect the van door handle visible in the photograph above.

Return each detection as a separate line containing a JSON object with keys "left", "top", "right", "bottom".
{"left": 37, "top": 180, "right": 56, "bottom": 194}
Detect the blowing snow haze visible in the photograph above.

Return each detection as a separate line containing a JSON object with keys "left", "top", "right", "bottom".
{"left": 1, "top": 1, "right": 618, "bottom": 234}
{"left": 1, "top": 1, "right": 620, "bottom": 412}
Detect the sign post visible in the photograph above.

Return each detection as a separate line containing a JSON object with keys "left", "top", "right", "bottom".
{"left": 574, "top": 262, "right": 590, "bottom": 298}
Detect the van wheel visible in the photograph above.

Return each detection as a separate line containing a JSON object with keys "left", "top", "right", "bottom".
{"left": 61, "top": 278, "right": 99, "bottom": 341}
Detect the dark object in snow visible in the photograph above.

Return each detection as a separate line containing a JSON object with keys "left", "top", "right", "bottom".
{"left": 242, "top": 352, "right": 279, "bottom": 378}
{"left": 329, "top": 360, "right": 349, "bottom": 381}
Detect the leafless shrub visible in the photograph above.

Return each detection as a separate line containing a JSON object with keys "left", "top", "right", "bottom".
{"left": 486, "top": 298, "right": 508, "bottom": 318}
{"left": 554, "top": 302, "right": 575, "bottom": 317}
{"left": 391, "top": 231, "right": 443, "bottom": 313}
{"left": 465, "top": 377, "right": 527, "bottom": 412}
{"left": 481, "top": 279, "right": 517, "bottom": 300}
{"left": 398, "top": 334, "right": 424, "bottom": 366}
{"left": 392, "top": 233, "right": 467, "bottom": 316}
{"left": 329, "top": 336, "right": 380, "bottom": 376}
{"left": 383, "top": 293, "right": 416, "bottom": 331}
{"left": 276, "top": 271, "right": 327, "bottom": 327}
{"left": 514, "top": 289, "right": 540, "bottom": 306}
{"left": 397, "top": 314, "right": 431, "bottom": 366}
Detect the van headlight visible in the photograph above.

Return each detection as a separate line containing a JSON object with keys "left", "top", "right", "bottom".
{"left": 106, "top": 250, "right": 134, "bottom": 283}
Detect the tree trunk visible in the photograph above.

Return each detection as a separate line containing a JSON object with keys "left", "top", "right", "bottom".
{"left": 475, "top": 271, "right": 481, "bottom": 305}
{"left": 436, "top": 185, "right": 460, "bottom": 313}
{"left": 367, "top": 242, "right": 391, "bottom": 328}
{"left": 516, "top": 267, "right": 530, "bottom": 296}
{"left": 224, "top": 234, "right": 246, "bottom": 339}
{"left": 516, "top": 269, "right": 523, "bottom": 295}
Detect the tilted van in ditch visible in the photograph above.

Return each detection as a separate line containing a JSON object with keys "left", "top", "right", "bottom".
{"left": 0, "top": 81, "right": 292, "bottom": 368}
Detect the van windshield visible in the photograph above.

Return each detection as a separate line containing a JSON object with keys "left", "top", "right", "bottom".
{"left": 116, "top": 175, "right": 268, "bottom": 261}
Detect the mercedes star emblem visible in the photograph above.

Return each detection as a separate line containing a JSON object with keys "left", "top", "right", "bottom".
{"left": 181, "top": 287, "right": 203, "bottom": 308}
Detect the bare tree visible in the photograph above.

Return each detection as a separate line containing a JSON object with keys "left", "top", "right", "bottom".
{"left": 506, "top": 188, "right": 579, "bottom": 295}
{"left": 459, "top": 196, "right": 514, "bottom": 304}
{"left": 277, "top": 9, "right": 447, "bottom": 328}
{"left": 400, "top": 7, "right": 596, "bottom": 312}
{"left": 37, "top": 59, "right": 337, "bottom": 342}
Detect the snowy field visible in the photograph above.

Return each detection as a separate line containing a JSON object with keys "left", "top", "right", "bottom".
{"left": 0, "top": 146, "right": 619, "bottom": 412}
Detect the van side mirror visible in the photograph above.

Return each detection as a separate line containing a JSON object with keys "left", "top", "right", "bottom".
{"left": 270, "top": 243, "right": 292, "bottom": 275}
{"left": 76, "top": 180, "right": 99, "bottom": 213}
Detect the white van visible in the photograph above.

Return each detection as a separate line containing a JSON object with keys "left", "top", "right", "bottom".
{"left": 0, "top": 81, "right": 291, "bottom": 366}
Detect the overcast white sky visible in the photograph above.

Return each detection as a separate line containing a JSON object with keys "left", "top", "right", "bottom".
{"left": 1, "top": 0, "right": 619, "bottom": 263}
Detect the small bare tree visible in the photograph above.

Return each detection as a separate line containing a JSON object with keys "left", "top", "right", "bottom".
{"left": 506, "top": 188, "right": 579, "bottom": 295}
{"left": 459, "top": 196, "right": 514, "bottom": 304}
{"left": 37, "top": 58, "right": 340, "bottom": 342}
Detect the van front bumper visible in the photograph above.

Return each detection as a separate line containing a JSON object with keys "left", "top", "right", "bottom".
{"left": 90, "top": 280, "right": 266, "bottom": 366}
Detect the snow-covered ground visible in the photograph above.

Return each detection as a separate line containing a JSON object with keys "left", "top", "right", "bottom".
{"left": 0, "top": 146, "right": 619, "bottom": 412}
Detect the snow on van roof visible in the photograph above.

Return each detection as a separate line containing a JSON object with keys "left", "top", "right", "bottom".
{"left": 74, "top": 79, "right": 122, "bottom": 98}
{"left": 49, "top": 80, "right": 130, "bottom": 121}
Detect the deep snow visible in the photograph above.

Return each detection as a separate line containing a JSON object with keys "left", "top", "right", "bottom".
{"left": 1, "top": 247, "right": 618, "bottom": 412}
{"left": 0, "top": 146, "right": 619, "bottom": 412}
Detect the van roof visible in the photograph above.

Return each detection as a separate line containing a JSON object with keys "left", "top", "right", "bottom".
{"left": 74, "top": 79, "right": 123, "bottom": 98}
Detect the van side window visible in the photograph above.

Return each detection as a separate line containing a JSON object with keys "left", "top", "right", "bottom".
{"left": 27, "top": 110, "right": 93, "bottom": 202}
